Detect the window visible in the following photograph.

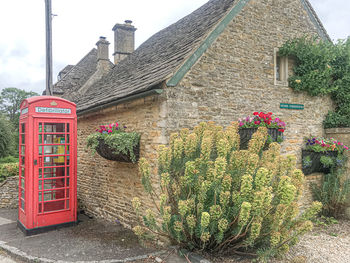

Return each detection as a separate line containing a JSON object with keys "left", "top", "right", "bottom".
{"left": 274, "top": 48, "right": 290, "bottom": 86}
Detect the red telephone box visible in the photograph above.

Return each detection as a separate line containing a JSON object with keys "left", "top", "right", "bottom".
{"left": 18, "top": 96, "right": 77, "bottom": 235}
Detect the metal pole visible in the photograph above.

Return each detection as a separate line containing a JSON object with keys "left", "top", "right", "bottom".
{"left": 45, "top": 0, "right": 53, "bottom": 96}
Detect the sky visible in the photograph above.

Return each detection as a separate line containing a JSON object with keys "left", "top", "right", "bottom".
{"left": 0, "top": 0, "right": 349, "bottom": 95}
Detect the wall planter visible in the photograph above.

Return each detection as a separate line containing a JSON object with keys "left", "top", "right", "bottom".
{"left": 239, "top": 128, "right": 283, "bottom": 150}
{"left": 96, "top": 139, "right": 140, "bottom": 163}
{"left": 237, "top": 112, "right": 285, "bottom": 150}
{"left": 302, "top": 150, "right": 338, "bottom": 175}
{"left": 87, "top": 122, "right": 141, "bottom": 163}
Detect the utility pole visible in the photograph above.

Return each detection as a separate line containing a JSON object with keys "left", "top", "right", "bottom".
{"left": 45, "top": 0, "right": 53, "bottom": 96}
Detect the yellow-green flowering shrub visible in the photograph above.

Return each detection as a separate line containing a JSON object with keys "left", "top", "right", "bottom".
{"left": 133, "top": 122, "right": 321, "bottom": 260}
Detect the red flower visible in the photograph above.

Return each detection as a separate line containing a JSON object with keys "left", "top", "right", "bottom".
{"left": 253, "top": 112, "right": 259, "bottom": 116}
{"left": 108, "top": 129, "right": 112, "bottom": 134}
{"left": 278, "top": 129, "right": 284, "bottom": 133}
{"left": 116, "top": 122, "right": 119, "bottom": 128}
{"left": 268, "top": 112, "right": 272, "bottom": 115}
{"left": 254, "top": 121, "right": 261, "bottom": 125}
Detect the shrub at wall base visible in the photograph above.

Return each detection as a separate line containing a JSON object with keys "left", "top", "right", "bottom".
{"left": 132, "top": 122, "right": 321, "bottom": 261}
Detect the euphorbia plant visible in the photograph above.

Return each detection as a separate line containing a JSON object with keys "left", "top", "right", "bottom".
{"left": 86, "top": 122, "right": 140, "bottom": 163}
{"left": 132, "top": 122, "right": 321, "bottom": 261}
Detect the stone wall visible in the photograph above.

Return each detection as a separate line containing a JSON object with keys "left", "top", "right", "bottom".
{"left": 0, "top": 176, "right": 18, "bottom": 209}
{"left": 77, "top": 95, "right": 167, "bottom": 228}
{"left": 165, "top": 0, "right": 334, "bottom": 167}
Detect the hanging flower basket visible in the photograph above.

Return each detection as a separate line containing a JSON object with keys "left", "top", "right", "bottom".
{"left": 86, "top": 122, "right": 141, "bottom": 163}
{"left": 96, "top": 138, "right": 140, "bottom": 163}
{"left": 302, "top": 136, "right": 348, "bottom": 175}
{"left": 237, "top": 112, "right": 285, "bottom": 150}
{"left": 239, "top": 128, "right": 283, "bottom": 150}
{"left": 302, "top": 150, "right": 337, "bottom": 175}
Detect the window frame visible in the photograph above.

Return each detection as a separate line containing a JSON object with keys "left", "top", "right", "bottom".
{"left": 274, "top": 48, "right": 289, "bottom": 87}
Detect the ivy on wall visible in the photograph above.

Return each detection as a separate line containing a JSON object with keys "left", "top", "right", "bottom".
{"left": 279, "top": 37, "right": 350, "bottom": 128}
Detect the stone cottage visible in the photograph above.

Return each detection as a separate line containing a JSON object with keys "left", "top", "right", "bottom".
{"left": 52, "top": 0, "right": 333, "bottom": 227}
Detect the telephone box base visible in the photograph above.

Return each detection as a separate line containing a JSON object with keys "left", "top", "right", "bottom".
{"left": 17, "top": 220, "right": 77, "bottom": 236}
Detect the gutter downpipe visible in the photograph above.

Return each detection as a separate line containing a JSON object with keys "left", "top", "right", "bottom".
{"left": 77, "top": 88, "right": 163, "bottom": 117}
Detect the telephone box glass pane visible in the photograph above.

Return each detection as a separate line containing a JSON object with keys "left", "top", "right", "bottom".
{"left": 66, "top": 200, "right": 69, "bottom": 209}
{"left": 44, "top": 178, "right": 65, "bottom": 189}
{"left": 44, "top": 200, "right": 65, "bottom": 212}
{"left": 21, "top": 167, "right": 25, "bottom": 178}
{"left": 39, "top": 145, "right": 65, "bottom": 155}
{"left": 21, "top": 156, "right": 25, "bottom": 165}
{"left": 21, "top": 200, "right": 25, "bottom": 210}
{"left": 66, "top": 167, "right": 70, "bottom": 177}
{"left": 44, "top": 134, "right": 65, "bottom": 144}
{"left": 44, "top": 123, "right": 65, "bottom": 133}
{"left": 21, "top": 146, "right": 25, "bottom": 155}
{"left": 44, "top": 156, "right": 65, "bottom": 167}
{"left": 44, "top": 167, "right": 65, "bottom": 178}
{"left": 67, "top": 123, "right": 70, "bottom": 133}
{"left": 21, "top": 123, "right": 25, "bottom": 133}
{"left": 43, "top": 189, "right": 65, "bottom": 200}
{"left": 21, "top": 134, "right": 25, "bottom": 144}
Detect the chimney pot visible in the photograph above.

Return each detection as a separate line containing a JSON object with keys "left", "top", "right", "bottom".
{"left": 125, "top": 20, "right": 132, "bottom": 25}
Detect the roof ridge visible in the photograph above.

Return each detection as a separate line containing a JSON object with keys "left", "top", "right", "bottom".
{"left": 302, "top": 0, "right": 331, "bottom": 41}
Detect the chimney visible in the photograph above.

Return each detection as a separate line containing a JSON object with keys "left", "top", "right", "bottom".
{"left": 112, "top": 20, "right": 137, "bottom": 64}
{"left": 96, "top": 36, "right": 110, "bottom": 61}
{"left": 96, "top": 36, "right": 112, "bottom": 72}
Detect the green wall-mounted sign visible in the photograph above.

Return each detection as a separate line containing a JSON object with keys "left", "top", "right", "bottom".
{"left": 280, "top": 103, "right": 304, "bottom": 110}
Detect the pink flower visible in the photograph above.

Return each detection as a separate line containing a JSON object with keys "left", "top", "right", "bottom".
{"left": 344, "top": 146, "right": 349, "bottom": 150}
{"left": 108, "top": 129, "right": 112, "bottom": 134}
{"left": 239, "top": 122, "right": 244, "bottom": 127}
{"left": 116, "top": 122, "right": 119, "bottom": 128}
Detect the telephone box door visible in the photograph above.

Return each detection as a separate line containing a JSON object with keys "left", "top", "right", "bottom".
{"left": 33, "top": 119, "right": 76, "bottom": 227}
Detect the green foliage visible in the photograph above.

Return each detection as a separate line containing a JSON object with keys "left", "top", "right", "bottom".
{"left": 0, "top": 87, "right": 38, "bottom": 127}
{"left": 86, "top": 130, "right": 140, "bottom": 163}
{"left": 320, "top": 156, "right": 334, "bottom": 168}
{"left": 0, "top": 162, "right": 18, "bottom": 182}
{"left": 0, "top": 156, "right": 18, "bottom": 164}
{"left": 313, "top": 215, "right": 338, "bottom": 227}
{"left": 0, "top": 116, "right": 15, "bottom": 158}
{"left": 279, "top": 37, "right": 350, "bottom": 128}
{"left": 312, "top": 167, "right": 350, "bottom": 218}
{"left": 133, "top": 122, "right": 320, "bottom": 260}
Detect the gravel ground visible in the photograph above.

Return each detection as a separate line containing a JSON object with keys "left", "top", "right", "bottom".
{"left": 272, "top": 219, "right": 350, "bottom": 263}
{"left": 1, "top": 220, "right": 349, "bottom": 263}
{"left": 132, "top": 220, "right": 350, "bottom": 263}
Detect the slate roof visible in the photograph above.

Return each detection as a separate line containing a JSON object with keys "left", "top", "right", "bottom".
{"left": 50, "top": 49, "right": 98, "bottom": 96}
{"left": 76, "top": 0, "right": 236, "bottom": 112}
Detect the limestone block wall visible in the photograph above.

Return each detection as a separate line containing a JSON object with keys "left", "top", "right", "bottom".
{"left": 0, "top": 176, "right": 18, "bottom": 209}
{"left": 164, "top": 0, "right": 334, "bottom": 166}
{"left": 77, "top": 95, "right": 167, "bottom": 228}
